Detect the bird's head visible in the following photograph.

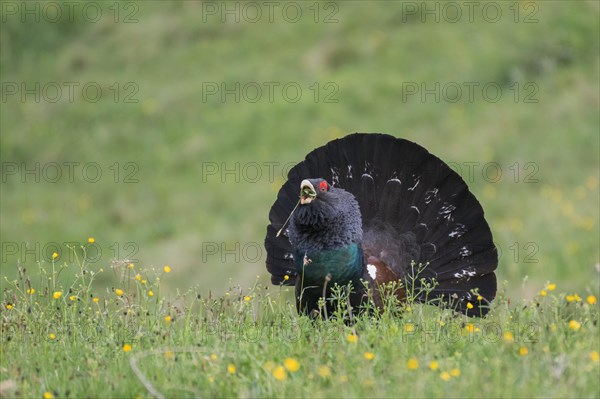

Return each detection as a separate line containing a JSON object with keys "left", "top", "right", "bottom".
{"left": 289, "top": 178, "right": 362, "bottom": 251}
{"left": 299, "top": 178, "right": 330, "bottom": 205}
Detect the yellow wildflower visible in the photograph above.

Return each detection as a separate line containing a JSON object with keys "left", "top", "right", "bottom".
{"left": 477, "top": 295, "right": 483, "bottom": 301}
{"left": 92, "top": 297, "right": 99, "bottom": 303}
{"left": 404, "top": 323, "right": 415, "bottom": 333}
{"left": 429, "top": 361, "right": 439, "bottom": 370}
{"left": 148, "top": 290, "right": 154, "bottom": 297}
{"left": 547, "top": 283, "right": 556, "bottom": 291}
{"left": 568, "top": 320, "right": 581, "bottom": 331}
{"left": 210, "top": 354, "right": 218, "bottom": 361}
{"left": 587, "top": 295, "right": 597, "bottom": 305}
{"left": 128, "top": 263, "right": 135, "bottom": 269}
{"left": 318, "top": 365, "right": 331, "bottom": 377}
{"left": 243, "top": 295, "right": 251, "bottom": 302}
{"left": 450, "top": 368, "right": 461, "bottom": 377}
{"left": 227, "top": 364, "right": 236, "bottom": 374}
{"left": 52, "top": 252, "right": 58, "bottom": 260}
{"left": 407, "top": 358, "right": 419, "bottom": 370}
{"left": 115, "top": 289, "right": 124, "bottom": 296}
{"left": 49, "top": 333, "right": 56, "bottom": 340}
{"left": 5, "top": 304, "right": 13, "bottom": 309}
{"left": 466, "top": 302, "right": 473, "bottom": 309}
{"left": 26, "top": 288, "right": 35, "bottom": 295}
{"left": 539, "top": 290, "right": 547, "bottom": 297}
{"left": 589, "top": 351, "right": 599, "bottom": 363}
{"left": 43, "top": 392, "right": 54, "bottom": 399}
{"left": 284, "top": 275, "right": 290, "bottom": 281}
{"left": 347, "top": 334, "right": 358, "bottom": 343}
{"left": 440, "top": 371, "right": 450, "bottom": 381}
{"left": 364, "top": 352, "right": 375, "bottom": 361}
{"left": 53, "top": 291, "right": 62, "bottom": 299}
{"left": 135, "top": 274, "right": 141, "bottom": 281}
{"left": 519, "top": 346, "right": 528, "bottom": 356}
{"left": 163, "top": 265, "right": 171, "bottom": 273}
{"left": 123, "top": 344, "right": 132, "bottom": 352}
{"left": 164, "top": 315, "right": 172, "bottom": 323}
{"left": 272, "top": 366, "right": 286, "bottom": 380}
{"left": 88, "top": 237, "right": 95, "bottom": 244}
{"left": 284, "top": 358, "right": 300, "bottom": 372}
{"left": 69, "top": 295, "right": 76, "bottom": 301}
{"left": 566, "top": 295, "right": 575, "bottom": 302}
{"left": 503, "top": 332, "right": 514, "bottom": 343}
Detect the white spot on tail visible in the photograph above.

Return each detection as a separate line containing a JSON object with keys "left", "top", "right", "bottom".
{"left": 454, "top": 268, "right": 476, "bottom": 279}
{"left": 408, "top": 175, "right": 420, "bottom": 191}
{"left": 330, "top": 167, "right": 340, "bottom": 186}
{"left": 438, "top": 202, "right": 456, "bottom": 222}
{"left": 424, "top": 188, "right": 438, "bottom": 204}
{"left": 459, "top": 246, "right": 472, "bottom": 257}
{"left": 367, "top": 264, "right": 377, "bottom": 279}
{"left": 448, "top": 223, "right": 467, "bottom": 238}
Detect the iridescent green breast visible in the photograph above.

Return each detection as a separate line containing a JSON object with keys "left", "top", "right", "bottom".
{"left": 294, "top": 243, "right": 364, "bottom": 287}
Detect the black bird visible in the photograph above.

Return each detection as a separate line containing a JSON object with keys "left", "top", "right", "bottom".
{"left": 265, "top": 133, "right": 497, "bottom": 317}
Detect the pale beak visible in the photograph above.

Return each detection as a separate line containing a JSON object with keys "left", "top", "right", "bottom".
{"left": 300, "top": 179, "right": 316, "bottom": 204}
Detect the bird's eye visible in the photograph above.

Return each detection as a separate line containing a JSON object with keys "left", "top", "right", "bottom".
{"left": 319, "top": 181, "right": 328, "bottom": 192}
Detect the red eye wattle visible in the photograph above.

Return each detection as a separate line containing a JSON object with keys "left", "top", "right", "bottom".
{"left": 319, "top": 181, "right": 328, "bottom": 192}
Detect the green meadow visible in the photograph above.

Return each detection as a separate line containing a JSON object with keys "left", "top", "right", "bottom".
{"left": 1, "top": 1, "right": 598, "bottom": 397}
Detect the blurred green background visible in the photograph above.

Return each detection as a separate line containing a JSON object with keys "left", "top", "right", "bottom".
{"left": 1, "top": 1, "right": 598, "bottom": 299}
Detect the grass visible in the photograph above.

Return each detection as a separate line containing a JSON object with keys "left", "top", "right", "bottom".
{"left": 1, "top": 248, "right": 598, "bottom": 398}
{"left": 1, "top": 1, "right": 598, "bottom": 296}
{"left": 1, "top": 1, "right": 599, "bottom": 397}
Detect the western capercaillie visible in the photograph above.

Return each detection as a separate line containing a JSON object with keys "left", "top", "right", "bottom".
{"left": 265, "top": 133, "right": 497, "bottom": 317}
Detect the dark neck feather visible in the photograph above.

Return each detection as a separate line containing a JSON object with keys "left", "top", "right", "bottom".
{"left": 289, "top": 187, "right": 362, "bottom": 253}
